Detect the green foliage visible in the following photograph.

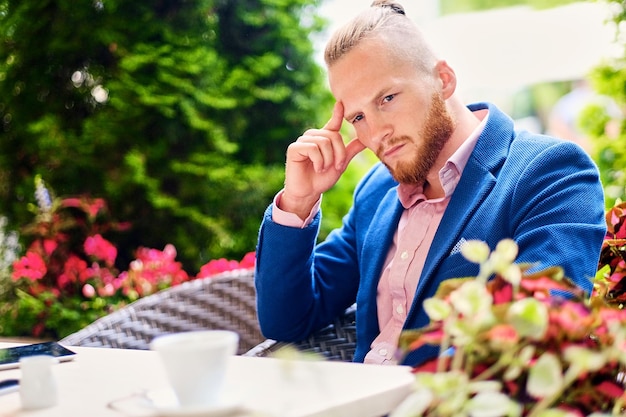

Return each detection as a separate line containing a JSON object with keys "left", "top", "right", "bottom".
{"left": 440, "top": 0, "right": 580, "bottom": 14}
{"left": 396, "top": 239, "right": 626, "bottom": 416}
{"left": 0, "top": 288, "right": 104, "bottom": 339}
{"left": 0, "top": 216, "right": 19, "bottom": 302}
{"left": 0, "top": 0, "right": 331, "bottom": 272}
{"left": 581, "top": 68, "right": 625, "bottom": 207}
{"left": 584, "top": 45, "right": 626, "bottom": 207}
{"left": 1, "top": 178, "right": 257, "bottom": 339}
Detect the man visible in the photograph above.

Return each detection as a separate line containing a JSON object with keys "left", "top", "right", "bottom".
{"left": 254, "top": 1, "right": 606, "bottom": 366}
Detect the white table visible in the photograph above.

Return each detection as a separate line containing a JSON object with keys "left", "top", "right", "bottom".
{"left": 0, "top": 343, "right": 414, "bottom": 417}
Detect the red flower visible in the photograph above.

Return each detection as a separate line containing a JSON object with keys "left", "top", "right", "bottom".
{"left": 42, "top": 239, "right": 58, "bottom": 256}
{"left": 57, "top": 255, "right": 89, "bottom": 289}
{"left": 596, "top": 380, "right": 625, "bottom": 399}
{"left": 31, "top": 322, "right": 46, "bottom": 338}
{"left": 7, "top": 178, "right": 260, "bottom": 341}
{"left": 12, "top": 251, "right": 47, "bottom": 281}
{"left": 61, "top": 197, "right": 107, "bottom": 220}
{"left": 411, "top": 359, "right": 438, "bottom": 374}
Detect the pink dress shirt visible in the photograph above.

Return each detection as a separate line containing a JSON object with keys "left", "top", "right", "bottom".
{"left": 273, "top": 110, "right": 488, "bottom": 365}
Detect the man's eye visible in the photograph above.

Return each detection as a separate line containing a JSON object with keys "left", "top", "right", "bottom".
{"left": 383, "top": 94, "right": 395, "bottom": 103}
{"left": 352, "top": 114, "right": 364, "bottom": 123}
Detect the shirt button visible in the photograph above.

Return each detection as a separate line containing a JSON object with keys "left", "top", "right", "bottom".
{"left": 396, "top": 305, "right": 404, "bottom": 314}
{"left": 378, "top": 348, "right": 388, "bottom": 356}
{"left": 400, "top": 251, "right": 408, "bottom": 260}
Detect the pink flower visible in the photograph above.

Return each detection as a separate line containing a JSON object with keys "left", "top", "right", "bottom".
{"left": 492, "top": 283, "right": 513, "bottom": 304}
{"left": 239, "top": 252, "right": 256, "bottom": 269}
{"left": 127, "top": 245, "right": 189, "bottom": 287}
{"left": 97, "top": 283, "right": 116, "bottom": 297}
{"left": 12, "top": 252, "right": 47, "bottom": 281}
{"left": 162, "top": 244, "right": 177, "bottom": 260}
{"left": 87, "top": 262, "right": 118, "bottom": 286}
{"left": 520, "top": 276, "right": 574, "bottom": 294}
{"left": 197, "top": 258, "right": 240, "bottom": 278}
{"left": 596, "top": 308, "right": 626, "bottom": 331}
{"left": 550, "top": 301, "right": 592, "bottom": 339}
{"left": 609, "top": 267, "right": 625, "bottom": 284}
{"left": 82, "top": 283, "right": 96, "bottom": 298}
{"left": 195, "top": 252, "right": 256, "bottom": 279}
{"left": 84, "top": 234, "right": 117, "bottom": 266}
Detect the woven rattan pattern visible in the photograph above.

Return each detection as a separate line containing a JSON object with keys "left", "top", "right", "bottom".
{"left": 60, "top": 269, "right": 262, "bottom": 355}
{"left": 244, "top": 304, "right": 357, "bottom": 362}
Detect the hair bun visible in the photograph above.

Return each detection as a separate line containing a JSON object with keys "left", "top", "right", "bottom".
{"left": 370, "top": 1, "right": 406, "bottom": 15}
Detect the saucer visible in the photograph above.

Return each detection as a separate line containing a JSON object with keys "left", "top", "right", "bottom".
{"left": 142, "top": 389, "right": 241, "bottom": 417}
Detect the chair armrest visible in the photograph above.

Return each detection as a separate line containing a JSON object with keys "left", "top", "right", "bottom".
{"left": 243, "top": 304, "right": 357, "bottom": 362}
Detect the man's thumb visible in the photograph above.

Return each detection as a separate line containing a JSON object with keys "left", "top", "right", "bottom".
{"left": 340, "top": 138, "right": 367, "bottom": 170}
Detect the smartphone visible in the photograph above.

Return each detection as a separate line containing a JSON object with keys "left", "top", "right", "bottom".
{"left": 0, "top": 341, "right": 76, "bottom": 371}
{"left": 0, "top": 378, "right": 18, "bottom": 396}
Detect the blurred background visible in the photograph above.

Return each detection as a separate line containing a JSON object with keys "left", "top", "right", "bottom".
{"left": 1, "top": 0, "right": 626, "bottom": 339}
{"left": 319, "top": 0, "right": 620, "bottom": 130}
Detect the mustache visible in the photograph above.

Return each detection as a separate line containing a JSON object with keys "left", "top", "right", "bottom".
{"left": 376, "top": 136, "right": 411, "bottom": 159}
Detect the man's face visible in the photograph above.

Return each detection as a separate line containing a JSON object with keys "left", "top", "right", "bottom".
{"left": 328, "top": 39, "right": 454, "bottom": 185}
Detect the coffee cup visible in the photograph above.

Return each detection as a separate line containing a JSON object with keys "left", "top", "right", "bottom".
{"left": 150, "top": 330, "right": 239, "bottom": 408}
{"left": 19, "top": 355, "right": 58, "bottom": 410}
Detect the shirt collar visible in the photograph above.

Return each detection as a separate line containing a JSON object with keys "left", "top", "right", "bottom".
{"left": 397, "top": 108, "right": 489, "bottom": 209}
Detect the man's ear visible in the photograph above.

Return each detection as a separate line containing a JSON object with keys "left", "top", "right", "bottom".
{"left": 436, "top": 60, "right": 456, "bottom": 99}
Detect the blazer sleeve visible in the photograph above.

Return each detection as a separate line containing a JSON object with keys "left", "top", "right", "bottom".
{"left": 505, "top": 138, "right": 606, "bottom": 292}
{"left": 254, "top": 167, "right": 387, "bottom": 341}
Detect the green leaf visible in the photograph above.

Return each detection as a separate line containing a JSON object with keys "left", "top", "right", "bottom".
{"left": 461, "top": 240, "right": 491, "bottom": 264}
{"left": 388, "top": 389, "right": 434, "bottom": 417}
{"left": 507, "top": 298, "right": 548, "bottom": 339}
{"left": 423, "top": 298, "right": 451, "bottom": 321}
{"left": 527, "top": 352, "right": 563, "bottom": 399}
{"left": 465, "top": 391, "right": 520, "bottom": 417}
{"left": 450, "top": 281, "right": 492, "bottom": 315}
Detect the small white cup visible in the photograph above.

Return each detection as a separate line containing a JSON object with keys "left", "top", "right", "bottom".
{"left": 150, "top": 330, "right": 239, "bottom": 408}
{"left": 19, "top": 355, "right": 58, "bottom": 410}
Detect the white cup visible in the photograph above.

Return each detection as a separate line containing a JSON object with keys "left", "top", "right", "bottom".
{"left": 150, "top": 330, "right": 239, "bottom": 408}
{"left": 19, "top": 355, "right": 58, "bottom": 410}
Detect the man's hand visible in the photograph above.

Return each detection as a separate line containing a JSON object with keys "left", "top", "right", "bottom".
{"left": 281, "top": 102, "right": 366, "bottom": 220}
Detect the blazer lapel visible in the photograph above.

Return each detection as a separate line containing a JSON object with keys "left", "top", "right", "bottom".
{"left": 410, "top": 102, "right": 514, "bottom": 319}
{"left": 359, "top": 187, "right": 403, "bottom": 307}
{"left": 414, "top": 163, "right": 496, "bottom": 300}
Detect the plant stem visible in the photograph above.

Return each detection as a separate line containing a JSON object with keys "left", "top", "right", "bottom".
{"left": 472, "top": 354, "right": 510, "bottom": 382}
{"left": 437, "top": 335, "right": 451, "bottom": 373}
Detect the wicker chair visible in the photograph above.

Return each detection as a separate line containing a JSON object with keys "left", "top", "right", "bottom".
{"left": 60, "top": 268, "right": 263, "bottom": 355}
{"left": 244, "top": 304, "right": 357, "bottom": 362}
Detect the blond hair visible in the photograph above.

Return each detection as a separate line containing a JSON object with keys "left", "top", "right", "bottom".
{"left": 323, "top": 1, "right": 437, "bottom": 74}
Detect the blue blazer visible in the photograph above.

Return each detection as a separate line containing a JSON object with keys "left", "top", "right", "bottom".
{"left": 255, "top": 102, "right": 606, "bottom": 366}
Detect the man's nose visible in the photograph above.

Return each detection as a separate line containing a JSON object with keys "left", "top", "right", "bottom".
{"left": 368, "top": 112, "right": 393, "bottom": 147}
